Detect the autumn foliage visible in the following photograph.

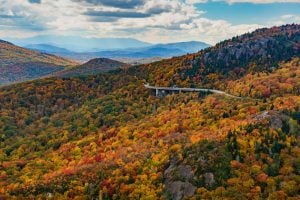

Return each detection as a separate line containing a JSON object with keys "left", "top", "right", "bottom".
{"left": 0, "top": 25, "right": 299, "bottom": 199}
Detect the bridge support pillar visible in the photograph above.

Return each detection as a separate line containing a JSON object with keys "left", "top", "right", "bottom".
{"left": 156, "top": 89, "right": 159, "bottom": 97}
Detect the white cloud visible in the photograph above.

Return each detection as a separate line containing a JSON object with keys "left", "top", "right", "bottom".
{"left": 217, "top": 0, "right": 300, "bottom": 3}
{"left": 186, "top": 0, "right": 208, "bottom": 4}
{"left": 0, "top": 0, "right": 299, "bottom": 45}
{"left": 270, "top": 14, "right": 300, "bottom": 25}
{"left": 186, "top": 0, "right": 300, "bottom": 4}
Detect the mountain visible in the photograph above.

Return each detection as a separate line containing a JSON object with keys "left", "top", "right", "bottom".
{"left": 138, "top": 24, "right": 300, "bottom": 89}
{"left": 0, "top": 25, "right": 299, "bottom": 199}
{"left": 0, "top": 40, "right": 77, "bottom": 85}
{"left": 153, "top": 41, "right": 210, "bottom": 53}
{"left": 56, "top": 58, "right": 128, "bottom": 77}
{"left": 97, "top": 41, "right": 210, "bottom": 58}
{"left": 32, "top": 41, "right": 210, "bottom": 63}
{"left": 25, "top": 44, "right": 72, "bottom": 54}
{"left": 6, "top": 35, "right": 152, "bottom": 52}
{"left": 95, "top": 46, "right": 186, "bottom": 58}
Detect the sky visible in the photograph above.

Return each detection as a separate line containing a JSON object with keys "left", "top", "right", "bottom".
{"left": 0, "top": 0, "right": 299, "bottom": 45}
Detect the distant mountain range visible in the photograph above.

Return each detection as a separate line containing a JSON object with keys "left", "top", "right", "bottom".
{"left": 93, "top": 41, "right": 211, "bottom": 58}
{"left": 6, "top": 35, "right": 151, "bottom": 52}
{"left": 24, "top": 41, "right": 211, "bottom": 63}
{"left": 1, "top": 24, "right": 300, "bottom": 199}
{"left": 0, "top": 39, "right": 134, "bottom": 85}
{"left": 0, "top": 38, "right": 210, "bottom": 85}
{"left": 25, "top": 44, "right": 73, "bottom": 54}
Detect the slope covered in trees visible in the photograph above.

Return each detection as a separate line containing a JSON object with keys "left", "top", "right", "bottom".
{"left": 0, "top": 25, "right": 299, "bottom": 199}
{"left": 134, "top": 24, "right": 300, "bottom": 90}
{"left": 56, "top": 58, "right": 128, "bottom": 77}
{"left": 0, "top": 40, "right": 77, "bottom": 85}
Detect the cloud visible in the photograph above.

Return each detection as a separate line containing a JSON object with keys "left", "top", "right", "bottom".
{"left": 78, "top": 0, "right": 202, "bottom": 30}
{"left": 73, "top": 0, "right": 145, "bottom": 9}
{"left": 28, "top": 0, "right": 41, "bottom": 4}
{"left": 0, "top": 14, "right": 22, "bottom": 19}
{"left": 84, "top": 9, "right": 151, "bottom": 22}
{"left": 0, "top": 3, "right": 48, "bottom": 31}
{"left": 82, "top": 0, "right": 198, "bottom": 21}
{"left": 223, "top": 0, "right": 300, "bottom": 3}
{"left": 0, "top": 8, "right": 24, "bottom": 18}
{"left": 85, "top": 9, "right": 151, "bottom": 18}
{"left": 143, "top": 1, "right": 181, "bottom": 15}
{"left": 187, "top": 0, "right": 300, "bottom": 4}
{"left": 186, "top": 0, "right": 208, "bottom": 4}
{"left": 0, "top": 0, "right": 299, "bottom": 45}
{"left": 270, "top": 14, "right": 300, "bottom": 25}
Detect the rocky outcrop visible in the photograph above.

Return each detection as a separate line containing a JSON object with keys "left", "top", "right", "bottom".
{"left": 163, "top": 159, "right": 197, "bottom": 200}
{"left": 252, "top": 111, "right": 290, "bottom": 129}
{"left": 203, "top": 172, "right": 215, "bottom": 187}
{"left": 165, "top": 181, "right": 196, "bottom": 200}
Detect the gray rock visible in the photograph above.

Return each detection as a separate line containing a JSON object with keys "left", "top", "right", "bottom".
{"left": 165, "top": 181, "right": 197, "bottom": 200}
{"left": 177, "top": 165, "right": 194, "bottom": 181}
{"left": 252, "top": 111, "right": 284, "bottom": 129}
{"left": 204, "top": 172, "right": 215, "bottom": 187}
{"left": 164, "top": 160, "right": 197, "bottom": 199}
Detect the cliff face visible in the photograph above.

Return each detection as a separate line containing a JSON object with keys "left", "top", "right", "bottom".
{"left": 184, "top": 24, "right": 300, "bottom": 80}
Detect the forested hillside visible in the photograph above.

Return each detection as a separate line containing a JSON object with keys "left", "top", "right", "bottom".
{"left": 0, "top": 40, "right": 77, "bottom": 85}
{"left": 56, "top": 58, "right": 128, "bottom": 77}
{"left": 134, "top": 24, "right": 300, "bottom": 90}
{"left": 0, "top": 25, "right": 299, "bottom": 199}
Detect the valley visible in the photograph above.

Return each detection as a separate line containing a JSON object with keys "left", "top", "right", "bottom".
{"left": 0, "top": 40, "right": 209, "bottom": 85}
{"left": 0, "top": 24, "right": 299, "bottom": 199}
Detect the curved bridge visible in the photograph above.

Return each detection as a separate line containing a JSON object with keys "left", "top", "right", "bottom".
{"left": 144, "top": 83, "right": 242, "bottom": 99}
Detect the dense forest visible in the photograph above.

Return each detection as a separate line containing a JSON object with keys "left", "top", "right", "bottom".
{"left": 0, "top": 25, "right": 299, "bottom": 199}
{"left": 56, "top": 58, "right": 128, "bottom": 77}
{"left": 0, "top": 40, "right": 76, "bottom": 85}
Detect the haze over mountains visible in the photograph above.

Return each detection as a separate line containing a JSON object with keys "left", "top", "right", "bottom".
{"left": 24, "top": 44, "right": 73, "bottom": 54}
{"left": 0, "top": 40, "right": 131, "bottom": 85}
{"left": 6, "top": 36, "right": 151, "bottom": 52}
{"left": 13, "top": 37, "right": 211, "bottom": 63}
{"left": 0, "top": 38, "right": 210, "bottom": 85}
{"left": 1, "top": 0, "right": 300, "bottom": 199}
{"left": 0, "top": 24, "right": 299, "bottom": 199}
{"left": 90, "top": 41, "right": 211, "bottom": 59}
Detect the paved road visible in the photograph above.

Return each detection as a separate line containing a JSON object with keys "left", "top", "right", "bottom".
{"left": 144, "top": 84, "right": 244, "bottom": 99}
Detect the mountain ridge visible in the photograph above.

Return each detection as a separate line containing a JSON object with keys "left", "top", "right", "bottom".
{"left": 27, "top": 41, "right": 211, "bottom": 63}
{"left": 0, "top": 40, "right": 77, "bottom": 85}
{"left": 25, "top": 44, "right": 72, "bottom": 54}
{"left": 6, "top": 36, "right": 152, "bottom": 52}
{"left": 56, "top": 58, "right": 128, "bottom": 77}
{"left": 132, "top": 24, "right": 300, "bottom": 90}
{"left": 0, "top": 24, "right": 299, "bottom": 199}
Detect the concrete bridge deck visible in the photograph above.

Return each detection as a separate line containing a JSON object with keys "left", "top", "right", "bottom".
{"left": 144, "top": 83, "right": 243, "bottom": 99}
